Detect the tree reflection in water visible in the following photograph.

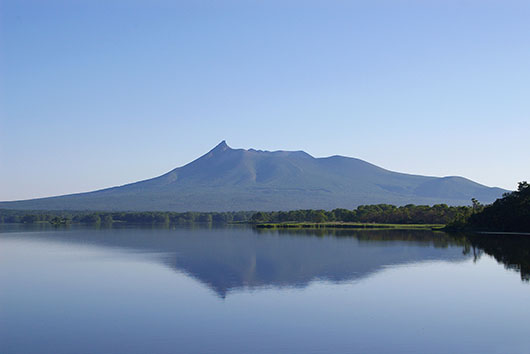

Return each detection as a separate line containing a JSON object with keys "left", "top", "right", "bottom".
{"left": 464, "top": 233, "right": 530, "bottom": 282}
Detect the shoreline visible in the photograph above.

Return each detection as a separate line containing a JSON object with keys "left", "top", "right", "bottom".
{"left": 254, "top": 222, "right": 444, "bottom": 230}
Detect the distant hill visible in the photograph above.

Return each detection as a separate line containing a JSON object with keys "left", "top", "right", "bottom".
{"left": 0, "top": 141, "right": 507, "bottom": 211}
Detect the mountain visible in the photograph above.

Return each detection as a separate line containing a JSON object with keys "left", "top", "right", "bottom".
{"left": 0, "top": 141, "right": 507, "bottom": 211}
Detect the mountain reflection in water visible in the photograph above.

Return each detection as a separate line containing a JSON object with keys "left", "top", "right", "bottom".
{"left": 4, "top": 225, "right": 527, "bottom": 297}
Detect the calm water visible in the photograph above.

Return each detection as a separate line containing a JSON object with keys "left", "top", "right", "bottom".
{"left": 1, "top": 225, "right": 529, "bottom": 354}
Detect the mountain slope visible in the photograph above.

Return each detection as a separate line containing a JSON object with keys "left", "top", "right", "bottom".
{"left": 0, "top": 141, "right": 507, "bottom": 211}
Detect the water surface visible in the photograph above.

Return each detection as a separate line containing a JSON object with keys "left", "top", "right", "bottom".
{"left": 1, "top": 225, "right": 529, "bottom": 354}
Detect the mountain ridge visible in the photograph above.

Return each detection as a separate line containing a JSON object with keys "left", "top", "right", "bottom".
{"left": 0, "top": 141, "right": 507, "bottom": 211}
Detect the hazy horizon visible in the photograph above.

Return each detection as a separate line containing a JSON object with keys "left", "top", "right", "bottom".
{"left": 1, "top": 1, "right": 529, "bottom": 201}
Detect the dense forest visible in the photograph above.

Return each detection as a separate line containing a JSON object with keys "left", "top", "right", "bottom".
{"left": 0, "top": 210, "right": 255, "bottom": 225}
{"left": 0, "top": 203, "right": 473, "bottom": 226}
{"left": 249, "top": 204, "right": 473, "bottom": 224}
{"left": 462, "top": 181, "right": 530, "bottom": 232}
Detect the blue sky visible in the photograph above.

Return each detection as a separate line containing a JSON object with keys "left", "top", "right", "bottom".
{"left": 1, "top": 0, "right": 529, "bottom": 201}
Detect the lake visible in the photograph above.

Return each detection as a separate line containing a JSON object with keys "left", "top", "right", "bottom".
{"left": 1, "top": 225, "right": 529, "bottom": 354}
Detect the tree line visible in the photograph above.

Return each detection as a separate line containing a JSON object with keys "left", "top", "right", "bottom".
{"left": 0, "top": 210, "right": 255, "bottom": 225}
{"left": 0, "top": 203, "right": 475, "bottom": 226}
{"left": 458, "top": 181, "right": 530, "bottom": 232}
{"left": 250, "top": 204, "right": 473, "bottom": 225}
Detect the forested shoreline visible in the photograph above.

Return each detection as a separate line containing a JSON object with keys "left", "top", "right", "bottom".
{"left": 449, "top": 181, "right": 529, "bottom": 232}
{"left": 0, "top": 203, "right": 473, "bottom": 226}
{"left": 1, "top": 182, "right": 528, "bottom": 232}
{"left": 0, "top": 210, "right": 255, "bottom": 225}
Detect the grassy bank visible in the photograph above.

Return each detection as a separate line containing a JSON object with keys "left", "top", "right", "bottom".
{"left": 255, "top": 222, "right": 444, "bottom": 230}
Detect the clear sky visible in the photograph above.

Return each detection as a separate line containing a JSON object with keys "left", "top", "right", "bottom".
{"left": 1, "top": 0, "right": 529, "bottom": 201}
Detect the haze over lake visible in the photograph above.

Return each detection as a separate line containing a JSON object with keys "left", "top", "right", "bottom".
{"left": 1, "top": 225, "right": 529, "bottom": 354}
